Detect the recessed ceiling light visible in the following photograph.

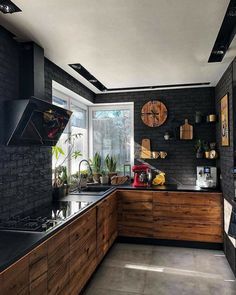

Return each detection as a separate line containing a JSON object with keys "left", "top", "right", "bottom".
{"left": 0, "top": 0, "right": 21, "bottom": 14}
{"left": 208, "top": 0, "right": 236, "bottom": 62}
{"left": 69, "top": 63, "right": 107, "bottom": 91}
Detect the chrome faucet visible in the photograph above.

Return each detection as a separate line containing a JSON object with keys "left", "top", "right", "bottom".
{"left": 77, "top": 159, "right": 93, "bottom": 192}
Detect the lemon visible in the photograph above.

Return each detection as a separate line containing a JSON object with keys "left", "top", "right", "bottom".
{"left": 152, "top": 172, "right": 166, "bottom": 186}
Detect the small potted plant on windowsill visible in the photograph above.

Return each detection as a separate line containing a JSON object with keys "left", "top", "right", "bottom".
{"left": 90, "top": 152, "right": 102, "bottom": 183}
{"left": 100, "top": 170, "right": 109, "bottom": 185}
{"left": 105, "top": 154, "right": 117, "bottom": 181}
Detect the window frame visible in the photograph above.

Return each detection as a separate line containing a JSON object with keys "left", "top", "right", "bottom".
{"left": 52, "top": 86, "right": 89, "bottom": 176}
{"left": 88, "top": 102, "right": 134, "bottom": 168}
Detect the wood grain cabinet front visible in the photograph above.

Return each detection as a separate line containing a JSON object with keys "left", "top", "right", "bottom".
{"left": 117, "top": 190, "right": 153, "bottom": 238}
{"left": 47, "top": 226, "right": 70, "bottom": 295}
{"left": 69, "top": 207, "right": 97, "bottom": 295}
{"left": 1, "top": 255, "right": 29, "bottom": 295}
{"left": 29, "top": 243, "right": 48, "bottom": 295}
{"left": 153, "top": 191, "right": 223, "bottom": 243}
{"left": 97, "top": 192, "right": 117, "bottom": 264}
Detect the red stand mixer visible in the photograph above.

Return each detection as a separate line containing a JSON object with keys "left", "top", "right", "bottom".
{"left": 132, "top": 164, "right": 152, "bottom": 187}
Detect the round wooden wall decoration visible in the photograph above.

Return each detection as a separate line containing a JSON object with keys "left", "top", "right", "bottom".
{"left": 141, "top": 100, "right": 168, "bottom": 127}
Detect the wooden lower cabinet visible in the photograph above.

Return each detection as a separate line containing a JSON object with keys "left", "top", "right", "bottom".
{"left": 0, "top": 189, "right": 223, "bottom": 295}
{"left": 97, "top": 192, "right": 117, "bottom": 264}
{"left": 117, "top": 190, "right": 153, "bottom": 238}
{"left": 29, "top": 243, "right": 48, "bottom": 295}
{"left": 153, "top": 191, "right": 223, "bottom": 243}
{"left": 69, "top": 207, "right": 97, "bottom": 295}
{"left": 47, "top": 226, "right": 70, "bottom": 295}
{"left": 1, "top": 255, "right": 29, "bottom": 295}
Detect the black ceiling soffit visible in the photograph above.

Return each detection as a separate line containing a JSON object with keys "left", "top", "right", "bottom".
{"left": 69, "top": 63, "right": 210, "bottom": 92}
{"left": 0, "top": 0, "right": 21, "bottom": 14}
{"left": 108, "top": 82, "right": 210, "bottom": 91}
{"left": 69, "top": 64, "right": 107, "bottom": 92}
{"left": 208, "top": 0, "right": 236, "bottom": 63}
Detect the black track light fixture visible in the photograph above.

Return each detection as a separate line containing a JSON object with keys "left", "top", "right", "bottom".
{"left": 208, "top": 0, "right": 236, "bottom": 62}
{"left": 0, "top": 0, "right": 21, "bottom": 14}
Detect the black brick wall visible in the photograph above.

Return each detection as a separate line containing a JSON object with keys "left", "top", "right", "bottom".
{"left": 45, "top": 58, "right": 95, "bottom": 103}
{"left": 215, "top": 59, "right": 236, "bottom": 276}
{"left": 95, "top": 87, "right": 216, "bottom": 185}
{"left": 0, "top": 27, "right": 95, "bottom": 219}
{"left": 0, "top": 27, "right": 52, "bottom": 219}
{"left": 215, "top": 63, "right": 234, "bottom": 202}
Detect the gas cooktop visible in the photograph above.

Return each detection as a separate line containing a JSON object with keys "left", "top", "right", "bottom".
{"left": 0, "top": 200, "right": 92, "bottom": 233}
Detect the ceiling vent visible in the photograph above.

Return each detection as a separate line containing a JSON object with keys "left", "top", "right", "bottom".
{"left": 0, "top": 0, "right": 21, "bottom": 14}
{"left": 208, "top": 0, "right": 236, "bottom": 62}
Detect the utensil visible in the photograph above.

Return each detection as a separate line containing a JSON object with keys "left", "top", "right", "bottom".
{"left": 159, "top": 151, "right": 167, "bottom": 159}
{"left": 141, "top": 138, "right": 151, "bottom": 159}
{"left": 152, "top": 151, "right": 159, "bottom": 159}
{"left": 180, "top": 119, "right": 193, "bottom": 140}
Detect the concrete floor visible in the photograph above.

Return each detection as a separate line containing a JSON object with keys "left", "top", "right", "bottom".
{"left": 83, "top": 243, "right": 236, "bottom": 295}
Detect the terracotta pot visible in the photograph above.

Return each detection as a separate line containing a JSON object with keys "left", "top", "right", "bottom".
{"left": 93, "top": 173, "right": 101, "bottom": 183}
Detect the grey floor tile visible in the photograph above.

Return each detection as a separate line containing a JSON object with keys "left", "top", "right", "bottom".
{"left": 103, "top": 243, "right": 153, "bottom": 268}
{"left": 83, "top": 287, "right": 142, "bottom": 295}
{"left": 143, "top": 271, "right": 200, "bottom": 295}
{"left": 87, "top": 264, "right": 146, "bottom": 293}
{"left": 195, "top": 277, "right": 236, "bottom": 295}
{"left": 193, "top": 249, "right": 235, "bottom": 279}
{"left": 83, "top": 243, "right": 236, "bottom": 295}
{"left": 150, "top": 246, "right": 196, "bottom": 271}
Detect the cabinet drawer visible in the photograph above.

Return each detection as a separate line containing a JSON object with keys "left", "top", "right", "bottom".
{"left": 118, "top": 190, "right": 153, "bottom": 202}
{"left": 153, "top": 204, "right": 222, "bottom": 224}
{"left": 154, "top": 221, "right": 223, "bottom": 242}
{"left": 153, "top": 191, "right": 222, "bottom": 206}
{"left": 69, "top": 207, "right": 96, "bottom": 252}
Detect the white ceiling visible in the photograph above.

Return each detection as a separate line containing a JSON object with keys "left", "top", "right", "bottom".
{"left": 0, "top": 0, "right": 235, "bottom": 93}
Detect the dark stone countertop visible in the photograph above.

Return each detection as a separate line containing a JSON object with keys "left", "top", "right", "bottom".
{"left": 0, "top": 183, "right": 221, "bottom": 273}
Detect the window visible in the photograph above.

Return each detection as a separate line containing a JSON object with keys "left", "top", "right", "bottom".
{"left": 52, "top": 88, "right": 88, "bottom": 176}
{"left": 89, "top": 103, "right": 134, "bottom": 172}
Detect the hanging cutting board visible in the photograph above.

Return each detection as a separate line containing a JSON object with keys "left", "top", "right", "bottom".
{"left": 180, "top": 119, "right": 193, "bottom": 140}
{"left": 141, "top": 138, "right": 151, "bottom": 159}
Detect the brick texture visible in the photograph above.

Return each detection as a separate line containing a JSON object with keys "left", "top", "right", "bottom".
{"left": 95, "top": 87, "right": 216, "bottom": 185}
{"left": 44, "top": 58, "right": 95, "bottom": 103}
{"left": 215, "top": 63, "right": 234, "bottom": 203}
{"left": 0, "top": 26, "right": 95, "bottom": 219}
{"left": 215, "top": 59, "right": 236, "bottom": 277}
{"left": 0, "top": 26, "right": 52, "bottom": 219}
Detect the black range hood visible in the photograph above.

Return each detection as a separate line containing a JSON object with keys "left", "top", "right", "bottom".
{"left": 0, "top": 41, "right": 72, "bottom": 146}
{"left": 1, "top": 96, "right": 72, "bottom": 146}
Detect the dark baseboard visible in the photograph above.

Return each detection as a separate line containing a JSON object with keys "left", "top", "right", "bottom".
{"left": 224, "top": 233, "right": 236, "bottom": 276}
{"left": 117, "top": 236, "right": 223, "bottom": 250}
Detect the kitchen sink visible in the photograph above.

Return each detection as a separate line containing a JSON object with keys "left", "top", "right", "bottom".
{"left": 70, "top": 185, "right": 112, "bottom": 195}
{"left": 81, "top": 186, "right": 111, "bottom": 192}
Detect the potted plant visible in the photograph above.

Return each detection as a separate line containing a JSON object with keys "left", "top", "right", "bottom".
{"left": 195, "top": 139, "right": 204, "bottom": 159}
{"left": 100, "top": 170, "right": 109, "bottom": 185}
{"left": 90, "top": 152, "right": 102, "bottom": 183}
{"left": 52, "top": 133, "right": 82, "bottom": 198}
{"left": 203, "top": 141, "right": 210, "bottom": 159}
{"left": 105, "top": 154, "right": 117, "bottom": 180}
